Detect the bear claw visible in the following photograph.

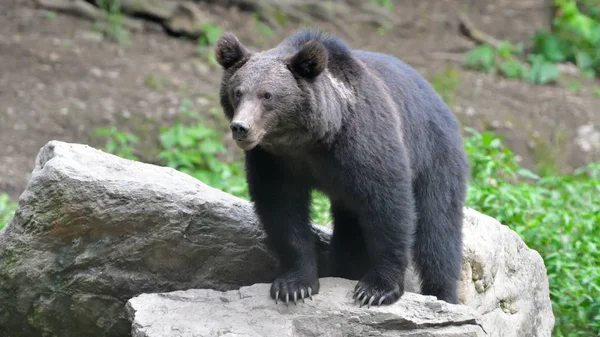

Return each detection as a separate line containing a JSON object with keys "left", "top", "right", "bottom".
{"left": 270, "top": 273, "right": 319, "bottom": 305}
{"left": 353, "top": 271, "right": 403, "bottom": 308}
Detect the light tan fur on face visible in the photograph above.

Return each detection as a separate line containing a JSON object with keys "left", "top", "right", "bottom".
{"left": 231, "top": 100, "right": 268, "bottom": 150}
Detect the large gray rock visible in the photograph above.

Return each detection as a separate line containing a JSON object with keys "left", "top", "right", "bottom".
{"left": 457, "top": 209, "right": 555, "bottom": 337}
{"left": 126, "top": 278, "right": 485, "bottom": 337}
{"left": 0, "top": 141, "right": 554, "bottom": 337}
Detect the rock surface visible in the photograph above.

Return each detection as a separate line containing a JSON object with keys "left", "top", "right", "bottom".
{"left": 458, "top": 209, "right": 555, "bottom": 337}
{"left": 0, "top": 141, "right": 554, "bottom": 337}
{"left": 126, "top": 278, "right": 485, "bottom": 337}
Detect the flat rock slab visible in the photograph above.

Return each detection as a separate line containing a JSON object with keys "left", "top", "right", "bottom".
{"left": 126, "top": 278, "right": 486, "bottom": 337}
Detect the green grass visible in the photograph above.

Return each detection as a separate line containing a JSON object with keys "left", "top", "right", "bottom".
{"left": 93, "top": 109, "right": 599, "bottom": 337}
{"left": 0, "top": 193, "right": 17, "bottom": 230}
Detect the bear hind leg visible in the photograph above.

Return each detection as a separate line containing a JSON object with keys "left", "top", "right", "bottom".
{"left": 412, "top": 171, "right": 466, "bottom": 304}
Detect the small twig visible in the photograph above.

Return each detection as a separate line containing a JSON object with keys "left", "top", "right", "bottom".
{"left": 458, "top": 12, "right": 500, "bottom": 48}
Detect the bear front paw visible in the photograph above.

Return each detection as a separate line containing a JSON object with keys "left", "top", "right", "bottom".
{"left": 270, "top": 271, "right": 319, "bottom": 305}
{"left": 353, "top": 270, "right": 404, "bottom": 308}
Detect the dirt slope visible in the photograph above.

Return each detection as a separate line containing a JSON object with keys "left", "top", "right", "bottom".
{"left": 1, "top": 0, "right": 599, "bottom": 200}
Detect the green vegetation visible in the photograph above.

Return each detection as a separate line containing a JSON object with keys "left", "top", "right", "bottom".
{"left": 465, "top": 0, "right": 600, "bottom": 84}
{"left": 93, "top": 125, "right": 139, "bottom": 160}
{"left": 94, "top": 103, "right": 599, "bottom": 337}
{"left": 94, "top": 0, "right": 129, "bottom": 44}
{"left": 370, "top": 0, "right": 394, "bottom": 11}
{"left": 196, "top": 23, "right": 224, "bottom": 65}
{"left": 464, "top": 127, "right": 599, "bottom": 337}
{"left": 144, "top": 74, "right": 163, "bottom": 90}
{"left": 157, "top": 102, "right": 248, "bottom": 198}
{"left": 0, "top": 193, "right": 17, "bottom": 230}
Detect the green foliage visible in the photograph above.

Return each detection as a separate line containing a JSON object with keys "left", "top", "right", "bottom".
{"left": 464, "top": 42, "right": 560, "bottom": 84}
{"left": 464, "top": 127, "right": 600, "bottom": 337}
{"left": 594, "top": 85, "right": 600, "bottom": 96}
{"left": 464, "top": 45, "right": 496, "bottom": 72}
{"left": 197, "top": 23, "right": 223, "bottom": 65}
{"left": 370, "top": 0, "right": 394, "bottom": 10}
{"left": 94, "top": 0, "right": 129, "bottom": 44}
{"left": 93, "top": 126, "right": 139, "bottom": 160}
{"left": 532, "top": 0, "right": 600, "bottom": 77}
{"left": 499, "top": 58, "right": 527, "bottom": 79}
{"left": 524, "top": 54, "right": 561, "bottom": 84}
{"left": 465, "top": 0, "right": 600, "bottom": 84}
{"left": 157, "top": 113, "right": 248, "bottom": 198}
{"left": 0, "top": 193, "right": 17, "bottom": 230}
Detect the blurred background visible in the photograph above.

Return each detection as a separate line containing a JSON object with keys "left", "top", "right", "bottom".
{"left": 0, "top": 0, "right": 599, "bottom": 336}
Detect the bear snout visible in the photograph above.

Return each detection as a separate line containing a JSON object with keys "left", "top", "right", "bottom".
{"left": 230, "top": 121, "right": 250, "bottom": 141}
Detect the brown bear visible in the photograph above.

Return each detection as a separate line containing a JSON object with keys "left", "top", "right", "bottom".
{"left": 215, "top": 29, "right": 469, "bottom": 307}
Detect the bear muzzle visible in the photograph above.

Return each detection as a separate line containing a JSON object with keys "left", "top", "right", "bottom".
{"left": 230, "top": 120, "right": 262, "bottom": 151}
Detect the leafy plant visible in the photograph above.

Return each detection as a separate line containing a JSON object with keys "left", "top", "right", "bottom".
{"left": 464, "top": 45, "right": 496, "bottom": 72}
{"left": 92, "top": 126, "right": 139, "bottom": 160}
{"left": 0, "top": 193, "right": 17, "bottom": 230}
{"left": 499, "top": 58, "right": 527, "bottom": 79}
{"left": 94, "top": 0, "right": 129, "bottom": 44}
{"left": 532, "top": 0, "right": 600, "bottom": 77}
{"left": 524, "top": 54, "right": 561, "bottom": 84}
{"left": 464, "top": 127, "right": 600, "bottom": 337}
{"left": 464, "top": 42, "right": 560, "bottom": 84}
{"left": 158, "top": 117, "right": 248, "bottom": 198}
{"left": 197, "top": 23, "right": 223, "bottom": 65}
{"left": 466, "top": 0, "right": 600, "bottom": 84}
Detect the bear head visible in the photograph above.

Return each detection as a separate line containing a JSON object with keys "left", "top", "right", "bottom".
{"left": 214, "top": 31, "right": 332, "bottom": 153}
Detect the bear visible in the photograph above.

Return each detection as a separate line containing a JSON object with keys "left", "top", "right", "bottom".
{"left": 214, "top": 29, "right": 469, "bottom": 307}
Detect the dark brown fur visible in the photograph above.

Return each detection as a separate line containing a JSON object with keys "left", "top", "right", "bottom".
{"left": 215, "top": 29, "right": 469, "bottom": 306}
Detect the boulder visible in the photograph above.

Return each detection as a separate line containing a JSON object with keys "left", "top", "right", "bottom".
{"left": 0, "top": 141, "right": 554, "bottom": 337}
{"left": 126, "top": 278, "right": 485, "bottom": 337}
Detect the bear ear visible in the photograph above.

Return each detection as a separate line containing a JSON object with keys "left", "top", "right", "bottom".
{"left": 289, "top": 40, "right": 328, "bottom": 79}
{"left": 215, "top": 32, "right": 250, "bottom": 69}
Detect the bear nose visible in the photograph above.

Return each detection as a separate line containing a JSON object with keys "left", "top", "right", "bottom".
{"left": 230, "top": 121, "right": 250, "bottom": 140}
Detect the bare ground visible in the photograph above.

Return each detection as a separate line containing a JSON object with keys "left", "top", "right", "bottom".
{"left": 1, "top": 0, "right": 599, "bottom": 201}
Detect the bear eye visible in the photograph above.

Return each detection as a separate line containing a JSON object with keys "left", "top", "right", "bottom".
{"left": 263, "top": 92, "right": 272, "bottom": 100}
{"left": 234, "top": 89, "right": 242, "bottom": 99}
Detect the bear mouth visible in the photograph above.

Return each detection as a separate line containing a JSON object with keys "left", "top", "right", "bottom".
{"left": 235, "top": 139, "right": 259, "bottom": 151}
